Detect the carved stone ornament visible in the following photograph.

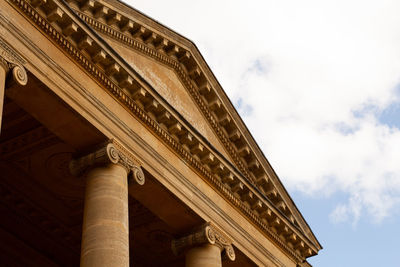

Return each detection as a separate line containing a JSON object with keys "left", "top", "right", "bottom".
{"left": 69, "top": 140, "right": 145, "bottom": 185}
{"left": 0, "top": 38, "right": 28, "bottom": 86}
{"left": 171, "top": 222, "right": 235, "bottom": 261}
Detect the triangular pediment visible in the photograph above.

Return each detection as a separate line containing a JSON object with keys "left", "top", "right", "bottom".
{"left": 101, "top": 36, "right": 233, "bottom": 162}
{"left": 14, "top": 0, "right": 322, "bottom": 260}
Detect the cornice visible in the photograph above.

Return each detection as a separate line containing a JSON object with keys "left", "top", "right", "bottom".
{"left": 5, "top": 0, "right": 318, "bottom": 262}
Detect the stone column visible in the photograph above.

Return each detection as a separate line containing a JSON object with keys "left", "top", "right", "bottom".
{"left": 185, "top": 244, "right": 222, "bottom": 267}
{"left": 172, "top": 223, "right": 236, "bottom": 267}
{"left": 70, "top": 140, "right": 145, "bottom": 267}
{"left": 0, "top": 39, "right": 28, "bottom": 132}
{"left": 0, "top": 60, "right": 8, "bottom": 128}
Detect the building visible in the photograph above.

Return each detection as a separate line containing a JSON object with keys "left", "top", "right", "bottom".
{"left": 0, "top": 0, "right": 322, "bottom": 266}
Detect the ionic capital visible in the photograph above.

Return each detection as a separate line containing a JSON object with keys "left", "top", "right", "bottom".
{"left": 171, "top": 222, "right": 235, "bottom": 261}
{"left": 0, "top": 38, "right": 28, "bottom": 86}
{"left": 69, "top": 139, "right": 145, "bottom": 185}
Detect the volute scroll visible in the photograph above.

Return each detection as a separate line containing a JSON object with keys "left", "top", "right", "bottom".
{"left": 0, "top": 38, "right": 28, "bottom": 86}
{"left": 69, "top": 139, "right": 145, "bottom": 185}
{"left": 171, "top": 222, "right": 235, "bottom": 262}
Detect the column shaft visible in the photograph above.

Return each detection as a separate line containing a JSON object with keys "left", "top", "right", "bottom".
{"left": 185, "top": 244, "right": 222, "bottom": 267}
{"left": 0, "top": 39, "right": 28, "bottom": 133}
{"left": 0, "top": 62, "right": 8, "bottom": 131}
{"left": 80, "top": 163, "right": 129, "bottom": 267}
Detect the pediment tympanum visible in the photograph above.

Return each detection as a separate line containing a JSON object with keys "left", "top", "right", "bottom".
{"left": 102, "top": 37, "right": 232, "bottom": 162}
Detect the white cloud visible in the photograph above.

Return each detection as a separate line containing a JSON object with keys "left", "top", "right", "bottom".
{"left": 127, "top": 0, "right": 400, "bottom": 224}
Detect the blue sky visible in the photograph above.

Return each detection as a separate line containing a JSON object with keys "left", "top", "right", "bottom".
{"left": 127, "top": 1, "right": 400, "bottom": 266}
{"left": 379, "top": 95, "right": 400, "bottom": 128}
{"left": 292, "top": 191, "right": 400, "bottom": 267}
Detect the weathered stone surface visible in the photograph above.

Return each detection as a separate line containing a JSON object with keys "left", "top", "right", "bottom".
{"left": 81, "top": 164, "right": 129, "bottom": 267}
{"left": 105, "top": 37, "right": 232, "bottom": 162}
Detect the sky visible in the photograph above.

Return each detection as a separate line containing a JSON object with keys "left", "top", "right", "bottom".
{"left": 126, "top": 1, "right": 400, "bottom": 266}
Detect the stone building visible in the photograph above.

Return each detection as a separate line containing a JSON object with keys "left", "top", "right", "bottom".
{"left": 0, "top": 0, "right": 321, "bottom": 266}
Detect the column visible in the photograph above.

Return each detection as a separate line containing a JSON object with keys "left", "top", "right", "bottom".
{"left": 172, "top": 223, "right": 236, "bottom": 267}
{"left": 70, "top": 140, "right": 145, "bottom": 267}
{"left": 0, "top": 59, "right": 8, "bottom": 129}
{"left": 186, "top": 244, "right": 222, "bottom": 267}
{"left": 0, "top": 39, "right": 28, "bottom": 132}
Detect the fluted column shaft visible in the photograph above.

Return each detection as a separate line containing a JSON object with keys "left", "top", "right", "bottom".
{"left": 80, "top": 163, "right": 129, "bottom": 267}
